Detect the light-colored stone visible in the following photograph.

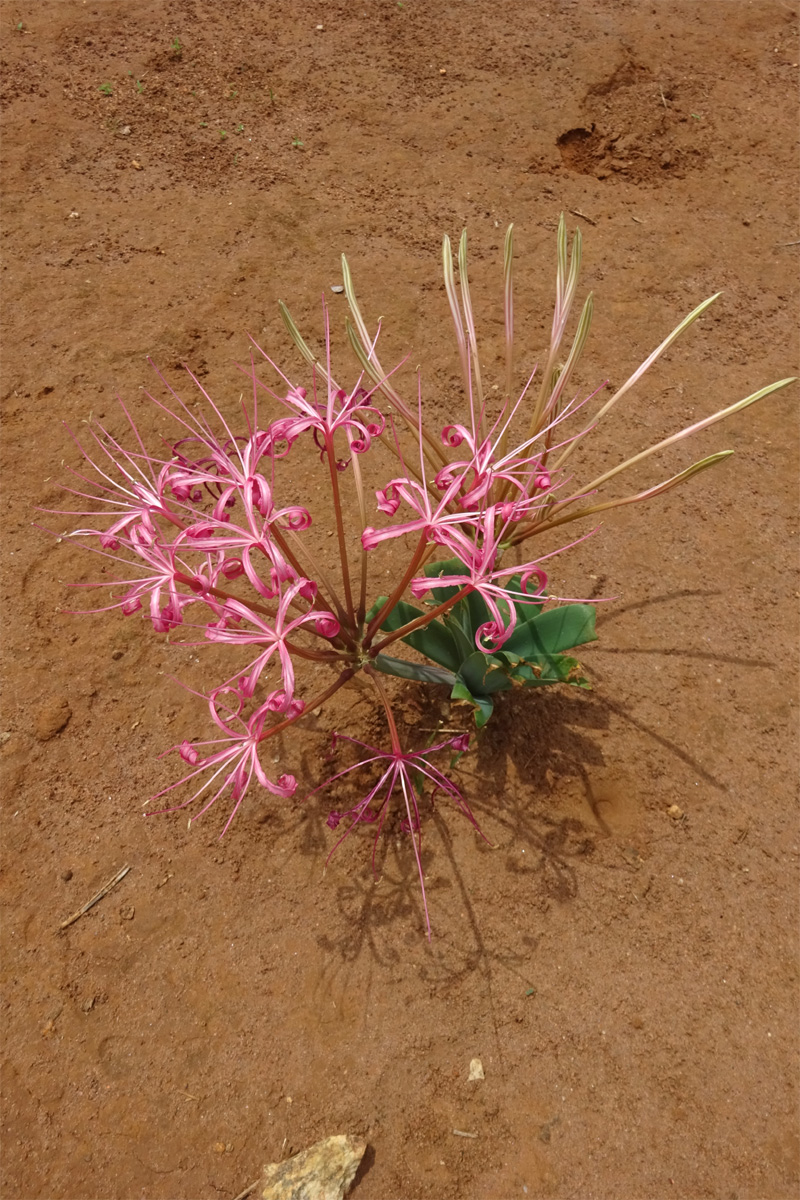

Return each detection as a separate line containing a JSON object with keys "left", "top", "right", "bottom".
{"left": 468, "top": 1057, "right": 485, "bottom": 1081}
{"left": 261, "top": 1134, "right": 366, "bottom": 1200}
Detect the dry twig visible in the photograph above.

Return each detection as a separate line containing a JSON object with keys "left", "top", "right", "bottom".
{"left": 230, "top": 1180, "right": 260, "bottom": 1200}
{"left": 568, "top": 207, "right": 596, "bottom": 226}
{"left": 59, "top": 865, "right": 131, "bottom": 930}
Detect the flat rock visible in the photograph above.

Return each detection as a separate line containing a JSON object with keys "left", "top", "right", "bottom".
{"left": 261, "top": 1134, "right": 366, "bottom": 1200}
{"left": 34, "top": 698, "right": 72, "bottom": 741}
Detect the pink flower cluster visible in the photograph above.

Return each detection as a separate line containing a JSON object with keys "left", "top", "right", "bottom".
{"left": 54, "top": 323, "right": 562, "bottom": 922}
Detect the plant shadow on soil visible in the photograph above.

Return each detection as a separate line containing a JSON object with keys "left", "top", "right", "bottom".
{"left": 296, "top": 581, "right": 767, "bottom": 978}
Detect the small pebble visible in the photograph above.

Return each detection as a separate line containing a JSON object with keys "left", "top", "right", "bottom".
{"left": 330, "top": 284, "right": 344, "bottom": 294}
{"left": 111, "top": 649, "right": 124, "bottom": 660}
{"left": 667, "top": 803, "right": 684, "bottom": 821}
{"left": 61, "top": 869, "right": 73, "bottom": 882}
{"left": 35, "top": 699, "right": 72, "bottom": 741}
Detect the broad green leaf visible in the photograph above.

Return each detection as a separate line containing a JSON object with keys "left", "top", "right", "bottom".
{"left": 422, "top": 557, "right": 467, "bottom": 605}
{"left": 503, "top": 603, "right": 597, "bottom": 658}
{"left": 367, "top": 594, "right": 462, "bottom": 673}
{"left": 364, "top": 595, "right": 390, "bottom": 625}
{"left": 457, "top": 651, "right": 515, "bottom": 697}
{"left": 373, "top": 654, "right": 457, "bottom": 686}
{"left": 373, "top": 598, "right": 424, "bottom": 631}
{"left": 382, "top": 600, "right": 462, "bottom": 672}
{"left": 509, "top": 654, "right": 590, "bottom": 689}
{"left": 450, "top": 680, "right": 494, "bottom": 728}
{"left": 462, "top": 588, "right": 499, "bottom": 640}
{"left": 442, "top": 606, "right": 479, "bottom": 662}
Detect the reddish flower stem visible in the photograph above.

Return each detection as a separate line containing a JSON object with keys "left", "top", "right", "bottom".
{"left": 369, "top": 585, "right": 472, "bottom": 655}
{"left": 362, "top": 532, "right": 428, "bottom": 646}
{"left": 171, "top": 571, "right": 347, "bottom": 663}
{"left": 255, "top": 667, "right": 357, "bottom": 744}
{"left": 364, "top": 666, "right": 402, "bottom": 754}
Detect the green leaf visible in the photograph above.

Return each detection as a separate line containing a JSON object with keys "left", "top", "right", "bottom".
{"left": 425, "top": 561, "right": 548, "bottom": 642}
{"left": 374, "top": 596, "right": 462, "bottom": 673}
{"left": 373, "top": 598, "right": 423, "bottom": 631}
{"left": 364, "top": 596, "right": 389, "bottom": 625}
{"left": 367, "top": 580, "right": 595, "bottom": 727}
{"left": 508, "top": 654, "right": 591, "bottom": 689}
{"left": 450, "top": 680, "right": 495, "bottom": 728}
{"left": 442, "top": 602, "right": 481, "bottom": 661}
{"left": 503, "top": 603, "right": 597, "bottom": 658}
{"left": 457, "top": 651, "right": 515, "bottom": 697}
{"left": 421, "top": 557, "right": 466, "bottom": 605}
{"left": 461, "top": 588, "right": 499, "bottom": 640}
{"left": 373, "top": 654, "right": 457, "bottom": 685}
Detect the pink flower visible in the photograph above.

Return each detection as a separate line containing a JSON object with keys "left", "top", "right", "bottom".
{"left": 175, "top": 492, "right": 311, "bottom": 600}
{"left": 76, "top": 524, "right": 198, "bottom": 632}
{"left": 408, "top": 505, "right": 548, "bottom": 650}
{"left": 162, "top": 427, "right": 313, "bottom": 597}
{"left": 246, "top": 304, "right": 387, "bottom": 463}
{"left": 436, "top": 422, "right": 552, "bottom": 510}
{"left": 170, "top": 433, "right": 307, "bottom": 526}
{"left": 309, "top": 730, "right": 481, "bottom": 938}
{"left": 61, "top": 416, "right": 184, "bottom": 551}
{"left": 258, "top": 385, "right": 385, "bottom": 462}
{"left": 204, "top": 577, "right": 339, "bottom": 706}
{"left": 361, "top": 472, "right": 476, "bottom": 552}
{"left": 362, "top": 411, "right": 556, "bottom": 556}
{"left": 146, "top": 689, "right": 296, "bottom": 836}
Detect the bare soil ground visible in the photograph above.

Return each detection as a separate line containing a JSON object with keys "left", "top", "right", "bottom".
{"left": 1, "top": 2, "right": 798, "bottom": 1198}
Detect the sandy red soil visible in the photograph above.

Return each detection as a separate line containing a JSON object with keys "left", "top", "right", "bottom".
{"left": 1, "top": 2, "right": 799, "bottom": 1198}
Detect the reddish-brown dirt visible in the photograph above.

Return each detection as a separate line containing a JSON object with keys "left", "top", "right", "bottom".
{"left": 2, "top": 2, "right": 798, "bottom": 1198}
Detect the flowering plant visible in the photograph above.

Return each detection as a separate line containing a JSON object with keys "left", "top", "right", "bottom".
{"left": 54, "top": 218, "right": 794, "bottom": 934}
